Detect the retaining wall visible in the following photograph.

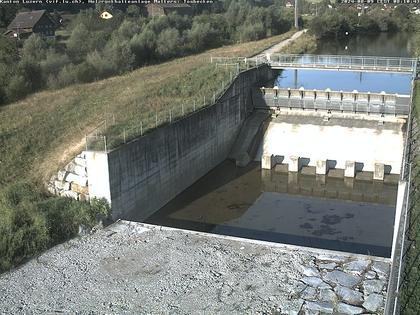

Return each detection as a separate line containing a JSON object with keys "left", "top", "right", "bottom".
{"left": 87, "top": 66, "right": 275, "bottom": 220}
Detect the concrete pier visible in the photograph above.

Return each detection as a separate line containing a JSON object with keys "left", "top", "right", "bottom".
{"left": 374, "top": 163, "right": 385, "bottom": 181}
{"left": 262, "top": 154, "right": 275, "bottom": 169}
{"left": 316, "top": 160, "right": 327, "bottom": 175}
{"left": 345, "top": 161, "right": 356, "bottom": 178}
{"left": 289, "top": 156, "right": 300, "bottom": 172}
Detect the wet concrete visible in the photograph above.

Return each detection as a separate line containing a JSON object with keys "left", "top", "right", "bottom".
{"left": 140, "top": 161, "right": 398, "bottom": 258}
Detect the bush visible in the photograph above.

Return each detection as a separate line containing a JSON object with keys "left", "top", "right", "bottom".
{"left": 156, "top": 28, "right": 182, "bottom": 59}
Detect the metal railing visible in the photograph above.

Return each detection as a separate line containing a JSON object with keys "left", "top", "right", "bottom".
{"left": 85, "top": 62, "right": 261, "bottom": 152}
{"left": 256, "top": 87, "right": 411, "bottom": 116}
{"left": 268, "top": 54, "right": 417, "bottom": 73}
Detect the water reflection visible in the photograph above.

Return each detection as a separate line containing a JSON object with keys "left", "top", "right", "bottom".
{"left": 144, "top": 161, "right": 397, "bottom": 257}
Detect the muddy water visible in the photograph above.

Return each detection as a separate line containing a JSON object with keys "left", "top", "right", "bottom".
{"left": 145, "top": 161, "right": 398, "bottom": 257}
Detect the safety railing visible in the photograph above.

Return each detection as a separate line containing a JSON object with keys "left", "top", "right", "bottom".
{"left": 268, "top": 54, "right": 417, "bottom": 73}
{"left": 256, "top": 87, "right": 410, "bottom": 116}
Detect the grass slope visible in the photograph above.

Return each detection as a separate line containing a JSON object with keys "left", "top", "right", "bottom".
{"left": 0, "top": 30, "right": 296, "bottom": 188}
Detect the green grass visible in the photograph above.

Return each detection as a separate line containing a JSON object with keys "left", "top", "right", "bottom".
{"left": 0, "top": 30, "right": 297, "bottom": 187}
{"left": 401, "top": 82, "right": 420, "bottom": 314}
{"left": 277, "top": 33, "right": 318, "bottom": 54}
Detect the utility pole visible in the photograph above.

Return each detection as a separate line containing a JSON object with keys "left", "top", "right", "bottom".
{"left": 294, "top": 0, "right": 299, "bottom": 29}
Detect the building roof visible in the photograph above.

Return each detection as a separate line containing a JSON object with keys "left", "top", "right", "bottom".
{"left": 7, "top": 10, "right": 53, "bottom": 30}
{"left": 147, "top": 3, "right": 191, "bottom": 9}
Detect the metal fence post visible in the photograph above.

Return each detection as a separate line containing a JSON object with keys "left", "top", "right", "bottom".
{"left": 169, "top": 109, "right": 172, "bottom": 123}
{"left": 123, "top": 128, "right": 126, "bottom": 143}
{"left": 85, "top": 135, "right": 88, "bottom": 151}
{"left": 193, "top": 100, "right": 196, "bottom": 111}
{"left": 104, "top": 136, "right": 107, "bottom": 152}
{"left": 182, "top": 103, "right": 184, "bottom": 115}
{"left": 155, "top": 112, "right": 158, "bottom": 128}
{"left": 140, "top": 121, "right": 143, "bottom": 136}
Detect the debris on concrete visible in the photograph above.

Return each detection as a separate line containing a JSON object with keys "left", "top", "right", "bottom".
{"left": 0, "top": 221, "right": 390, "bottom": 314}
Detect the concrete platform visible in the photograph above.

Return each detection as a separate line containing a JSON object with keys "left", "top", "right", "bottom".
{"left": 0, "top": 221, "right": 390, "bottom": 314}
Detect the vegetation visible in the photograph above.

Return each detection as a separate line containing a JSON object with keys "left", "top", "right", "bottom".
{"left": 0, "top": 31, "right": 299, "bottom": 273}
{"left": 278, "top": 33, "right": 317, "bottom": 54}
{"left": 401, "top": 82, "right": 420, "bottom": 315}
{"left": 309, "top": 4, "right": 418, "bottom": 39}
{"left": 0, "top": 2, "right": 296, "bottom": 106}
{"left": 0, "top": 182, "right": 109, "bottom": 273}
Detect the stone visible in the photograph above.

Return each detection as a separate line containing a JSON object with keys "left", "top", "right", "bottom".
{"left": 323, "top": 270, "right": 361, "bottom": 288}
{"left": 304, "top": 301, "right": 334, "bottom": 313}
{"left": 363, "top": 279, "right": 385, "bottom": 295}
{"left": 75, "top": 156, "right": 87, "bottom": 167}
{"left": 318, "top": 262, "right": 336, "bottom": 270}
{"left": 57, "top": 170, "right": 67, "bottom": 181}
{"left": 334, "top": 285, "right": 364, "bottom": 306}
{"left": 371, "top": 261, "right": 390, "bottom": 276}
{"left": 362, "top": 293, "right": 384, "bottom": 312}
{"left": 65, "top": 173, "right": 88, "bottom": 187}
{"left": 343, "top": 260, "right": 370, "bottom": 274}
{"left": 337, "top": 303, "right": 364, "bottom": 314}
{"left": 318, "top": 289, "right": 337, "bottom": 303}
{"left": 60, "top": 190, "right": 79, "bottom": 200}
{"left": 54, "top": 180, "right": 70, "bottom": 191}
{"left": 301, "top": 286, "right": 317, "bottom": 300}
{"left": 302, "top": 266, "right": 319, "bottom": 277}
{"left": 71, "top": 182, "right": 89, "bottom": 195}
{"left": 316, "top": 254, "right": 347, "bottom": 263}
{"left": 365, "top": 271, "right": 377, "bottom": 280}
{"left": 301, "top": 277, "right": 330, "bottom": 289}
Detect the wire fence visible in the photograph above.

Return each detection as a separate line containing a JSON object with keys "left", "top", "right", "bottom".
{"left": 85, "top": 62, "right": 246, "bottom": 152}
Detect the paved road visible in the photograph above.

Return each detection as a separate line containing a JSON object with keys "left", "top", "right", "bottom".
{"left": 253, "top": 29, "right": 307, "bottom": 58}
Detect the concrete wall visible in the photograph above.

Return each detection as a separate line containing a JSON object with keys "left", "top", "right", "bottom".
{"left": 88, "top": 66, "right": 274, "bottom": 220}
{"left": 258, "top": 112, "right": 406, "bottom": 175}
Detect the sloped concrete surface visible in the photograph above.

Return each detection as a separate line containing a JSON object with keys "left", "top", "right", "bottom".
{"left": 0, "top": 221, "right": 390, "bottom": 314}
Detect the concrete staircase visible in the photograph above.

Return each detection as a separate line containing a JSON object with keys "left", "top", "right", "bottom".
{"left": 229, "top": 110, "right": 270, "bottom": 167}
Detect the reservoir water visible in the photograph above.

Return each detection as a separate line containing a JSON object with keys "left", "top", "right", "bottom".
{"left": 137, "top": 32, "right": 413, "bottom": 258}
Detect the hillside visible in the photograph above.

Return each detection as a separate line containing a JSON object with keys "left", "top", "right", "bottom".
{"left": 0, "top": 31, "right": 296, "bottom": 187}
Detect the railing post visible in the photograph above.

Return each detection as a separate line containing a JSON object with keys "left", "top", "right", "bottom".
{"left": 85, "top": 135, "right": 88, "bottom": 151}
{"left": 140, "top": 121, "right": 143, "bottom": 136}
{"left": 155, "top": 112, "right": 158, "bottom": 128}
{"left": 169, "top": 109, "right": 172, "bottom": 123}
{"left": 104, "top": 136, "right": 107, "bottom": 152}
{"left": 123, "top": 128, "right": 126, "bottom": 143}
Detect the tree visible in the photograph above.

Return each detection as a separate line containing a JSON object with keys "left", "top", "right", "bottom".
{"left": 156, "top": 28, "right": 182, "bottom": 59}
{"left": 21, "top": 34, "right": 47, "bottom": 62}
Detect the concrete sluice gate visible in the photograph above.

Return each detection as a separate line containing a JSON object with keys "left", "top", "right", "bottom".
{"left": 83, "top": 64, "right": 412, "bottom": 261}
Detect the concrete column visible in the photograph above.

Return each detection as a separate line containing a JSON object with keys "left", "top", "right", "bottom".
{"left": 289, "top": 156, "right": 300, "bottom": 172}
{"left": 374, "top": 163, "right": 385, "bottom": 181}
{"left": 316, "top": 160, "right": 327, "bottom": 175}
{"left": 344, "top": 161, "right": 356, "bottom": 178}
{"left": 85, "top": 151, "right": 111, "bottom": 204}
{"left": 262, "top": 154, "right": 275, "bottom": 170}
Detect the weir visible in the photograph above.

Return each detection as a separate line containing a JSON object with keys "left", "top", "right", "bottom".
{"left": 46, "top": 53, "right": 418, "bottom": 313}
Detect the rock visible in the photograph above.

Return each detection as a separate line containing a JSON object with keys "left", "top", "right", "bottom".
{"left": 343, "top": 260, "right": 370, "bottom": 274}
{"left": 75, "top": 156, "right": 87, "bottom": 167}
{"left": 302, "top": 266, "right": 319, "bottom": 277}
{"left": 337, "top": 303, "right": 364, "bottom": 314}
{"left": 363, "top": 279, "right": 385, "bottom": 295}
{"left": 54, "top": 180, "right": 70, "bottom": 191}
{"left": 318, "top": 263, "right": 336, "bottom": 270}
{"left": 316, "top": 254, "right": 347, "bottom": 263}
{"left": 334, "top": 285, "right": 364, "bottom": 305}
{"left": 65, "top": 173, "right": 88, "bottom": 187}
{"left": 71, "top": 182, "right": 89, "bottom": 194}
{"left": 304, "top": 301, "right": 334, "bottom": 313}
{"left": 57, "top": 170, "right": 67, "bottom": 181}
{"left": 301, "top": 286, "right": 317, "bottom": 300}
{"left": 47, "top": 185, "right": 56, "bottom": 195}
{"left": 301, "top": 277, "right": 331, "bottom": 289}
{"left": 318, "top": 289, "right": 337, "bottom": 303}
{"left": 363, "top": 293, "right": 384, "bottom": 312}
{"left": 371, "top": 261, "right": 390, "bottom": 277}
{"left": 60, "top": 190, "right": 79, "bottom": 200}
{"left": 323, "top": 270, "right": 361, "bottom": 288}
{"left": 365, "top": 271, "right": 377, "bottom": 280}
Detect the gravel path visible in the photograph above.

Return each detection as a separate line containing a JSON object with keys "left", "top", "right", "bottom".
{"left": 0, "top": 221, "right": 390, "bottom": 314}
{"left": 253, "top": 29, "right": 307, "bottom": 58}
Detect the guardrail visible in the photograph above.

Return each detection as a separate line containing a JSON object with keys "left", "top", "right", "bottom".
{"left": 268, "top": 54, "right": 417, "bottom": 73}
{"left": 211, "top": 54, "right": 418, "bottom": 74}
{"left": 256, "top": 87, "right": 411, "bottom": 116}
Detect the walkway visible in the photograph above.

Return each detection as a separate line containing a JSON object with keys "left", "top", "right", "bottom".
{"left": 253, "top": 29, "right": 307, "bottom": 58}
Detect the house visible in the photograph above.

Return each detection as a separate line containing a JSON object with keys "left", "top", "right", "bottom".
{"left": 285, "top": 1, "right": 294, "bottom": 8}
{"left": 4, "top": 10, "right": 58, "bottom": 40}
{"left": 146, "top": 3, "right": 193, "bottom": 17}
